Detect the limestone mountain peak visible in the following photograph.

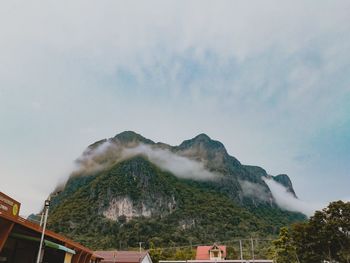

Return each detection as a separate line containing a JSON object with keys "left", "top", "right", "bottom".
{"left": 113, "top": 131, "right": 155, "bottom": 145}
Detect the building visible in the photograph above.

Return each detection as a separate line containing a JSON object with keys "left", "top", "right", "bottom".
{"left": 94, "top": 251, "right": 153, "bottom": 263}
{"left": 159, "top": 243, "right": 273, "bottom": 263}
{"left": 196, "top": 244, "right": 226, "bottom": 260}
{"left": 0, "top": 191, "right": 103, "bottom": 263}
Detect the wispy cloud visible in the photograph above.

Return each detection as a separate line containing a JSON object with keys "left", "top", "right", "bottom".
{"left": 0, "top": 1, "right": 349, "bottom": 215}
{"left": 239, "top": 179, "right": 271, "bottom": 202}
{"left": 124, "top": 144, "right": 218, "bottom": 180}
{"left": 74, "top": 141, "right": 218, "bottom": 180}
{"left": 263, "top": 177, "right": 322, "bottom": 216}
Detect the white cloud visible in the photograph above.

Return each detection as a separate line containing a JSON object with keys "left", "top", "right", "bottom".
{"left": 123, "top": 144, "right": 218, "bottom": 180}
{"left": 239, "top": 179, "right": 271, "bottom": 202}
{"left": 263, "top": 177, "right": 323, "bottom": 216}
{"left": 74, "top": 141, "right": 218, "bottom": 180}
{"left": 0, "top": 0, "right": 349, "bottom": 215}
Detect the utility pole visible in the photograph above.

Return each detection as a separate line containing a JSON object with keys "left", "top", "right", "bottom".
{"left": 36, "top": 198, "right": 51, "bottom": 263}
{"left": 239, "top": 240, "right": 243, "bottom": 261}
{"left": 39, "top": 212, "right": 44, "bottom": 227}
{"left": 251, "top": 237, "right": 255, "bottom": 262}
{"left": 36, "top": 191, "right": 61, "bottom": 263}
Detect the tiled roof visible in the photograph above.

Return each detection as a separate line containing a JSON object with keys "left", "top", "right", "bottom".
{"left": 195, "top": 245, "right": 227, "bottom": 260}
{"left": 94, "top": 251, "right": 148, "bottom": 263}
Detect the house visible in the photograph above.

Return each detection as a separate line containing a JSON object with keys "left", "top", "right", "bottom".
{"left": 94, "top": 251, "right": 153, "bottom": 263}
{"left": 159, "top": 243, "right": 273, "bottom": 263}
{"left": 196, "top": 244, "right": 226, "bottom": 260}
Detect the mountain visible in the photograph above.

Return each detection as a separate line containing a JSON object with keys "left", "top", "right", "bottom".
{"left": 47, "top": 131, "right": 305, "bottom": 249}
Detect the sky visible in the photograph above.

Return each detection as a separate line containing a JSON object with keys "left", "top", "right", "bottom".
{"left": 0, "top": 1, "right": 349, "bottom": 216}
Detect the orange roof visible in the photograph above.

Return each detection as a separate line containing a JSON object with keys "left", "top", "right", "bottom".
{"left": 94, "top": 251, "right": 148, "bottom": 263}
{"left": 196, "top": 245, "right": 226, "bottom": 260}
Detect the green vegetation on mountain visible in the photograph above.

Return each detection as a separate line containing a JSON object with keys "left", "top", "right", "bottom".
{"left": 48, "top": 155, "right": 304, "bottom": 250}
{"left": 44, "top": 131, "right": 307, "bottom": 251}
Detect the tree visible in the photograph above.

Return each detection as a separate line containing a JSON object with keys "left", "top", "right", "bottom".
{"left": 291, "top": 221, "right": 322, "bottom": 263}
{"left": 226, "top": 246, "right": 238, "bottom": 259}
{"left": 174, "top": 248, "right": 196, "bottom": 260}
{"left": 318, "top": 201, "right": 350, "bottom": 262}
{"left": 292, "top": 201, "right": 350, "bottom": 263}
{"left": 149, "top": 242, "right": 164, "bottom": 263}
{"left": 271, "top": 227, "right": 298, "bottom": 263}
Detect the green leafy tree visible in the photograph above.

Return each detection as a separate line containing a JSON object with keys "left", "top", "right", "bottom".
{"left": 149, "top": 242, "right": 164, "bottom": 263}
{"left": 291, "top": 222, "right": 322, "bottom": 263}
{"left": 271, "top": 227, "right": 298, "bottom": 263}
{"left": 226, "top": 246, "right": 238, "bottom": 259}
{"left": 174, "top": 248, "right": 195, "bottom": 260}
{"left": 292, "top": 201, "right": 350, "bottom": 263}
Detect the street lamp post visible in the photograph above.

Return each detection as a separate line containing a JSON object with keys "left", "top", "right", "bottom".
{"left": 36, "top": 197, "right": 51, "bottom": 263}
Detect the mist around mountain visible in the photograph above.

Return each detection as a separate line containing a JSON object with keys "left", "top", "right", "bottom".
{"left": 48, "top": 131, "right": 306, "bottom": 249}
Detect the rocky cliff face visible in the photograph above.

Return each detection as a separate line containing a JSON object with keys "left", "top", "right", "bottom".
{"left": 273, "top": 174, "right": 297, "bottom": 197}
{"left": 47, "top": 131, "right": 305, "bottom": 249}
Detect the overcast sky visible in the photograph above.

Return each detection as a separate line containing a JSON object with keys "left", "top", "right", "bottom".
{"left": 1, "top": 1, "right": 349, "bottom": 216}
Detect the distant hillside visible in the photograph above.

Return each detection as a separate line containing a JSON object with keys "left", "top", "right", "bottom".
{"left": 47, "top": 131, "right": 305, "bottom": 249}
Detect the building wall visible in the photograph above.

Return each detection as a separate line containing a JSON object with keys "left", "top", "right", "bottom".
{"left": 209, "top": 250, "right": 222, "bottom": 260}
